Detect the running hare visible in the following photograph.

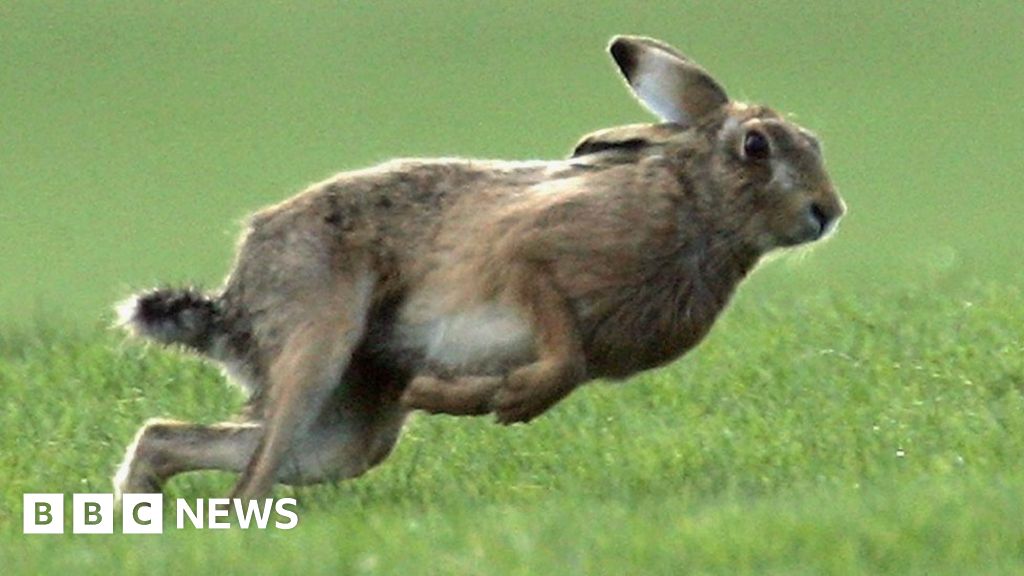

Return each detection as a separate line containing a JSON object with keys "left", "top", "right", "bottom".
{"left": 115, "top": 35, "right": 845, "bottom": 501}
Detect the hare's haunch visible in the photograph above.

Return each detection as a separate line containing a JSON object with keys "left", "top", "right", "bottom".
{"left": 114, "top": 35, "right": 845, "bottom": 501}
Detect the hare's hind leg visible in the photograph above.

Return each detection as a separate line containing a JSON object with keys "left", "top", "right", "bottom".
{"left": 114, "top": 340, "right": 411, "bottom": 500}
{"left": 114, "top": 400, "right": 407, "bottom": 499}
{"left": 230, "top": 270, "right": 377, "bottom": 500}
{"left": 114, "top": 419, "right": 261, "bottom": 498}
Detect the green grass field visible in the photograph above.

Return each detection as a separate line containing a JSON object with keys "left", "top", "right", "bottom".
{"left": 3, "top": 1, "right": 1024, "bottom": 574}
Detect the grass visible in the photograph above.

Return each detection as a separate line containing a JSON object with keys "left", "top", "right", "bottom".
{"left": 3, "top": 274, "right": 1024, "bottom": 574}
{"left": 2, "top": 1, "right": 1024, "bottom": 574}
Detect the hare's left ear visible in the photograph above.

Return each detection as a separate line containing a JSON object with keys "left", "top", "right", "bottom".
{"left": 609, "top": 35, "right": 729, "bottom": 126}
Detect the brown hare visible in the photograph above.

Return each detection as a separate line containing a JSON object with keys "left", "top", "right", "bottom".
{"left": 114, "top": 35, "right": 845, "bottom": 502}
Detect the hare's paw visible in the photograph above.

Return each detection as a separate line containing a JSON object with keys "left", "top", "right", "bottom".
{"left": 113, "top": 420, "right": 176, "bottom": 504}
{"left": 112, "top": 451, "right": 163, "bottom": 505}
{"left": 494, "top": 364, "right": 575, "bottom": 425}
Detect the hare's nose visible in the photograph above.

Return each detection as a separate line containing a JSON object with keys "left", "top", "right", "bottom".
{"left": 809, "top": 202, "right": 838, "bottom": 237}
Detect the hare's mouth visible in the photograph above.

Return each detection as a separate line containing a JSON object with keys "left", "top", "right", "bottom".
{"left": 780, "top": 215, "right": 836, "bottom": 248}
{"left": 816, "top": 216, "right": 842, "bottom": 242}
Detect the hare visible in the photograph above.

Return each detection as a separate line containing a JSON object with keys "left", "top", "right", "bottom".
{"left": 114, "top": 35, "right": 845, "bottom": 502}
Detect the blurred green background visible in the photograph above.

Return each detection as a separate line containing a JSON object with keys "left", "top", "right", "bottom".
{"left": 2, "top": 1, "right": 1021, "bottom": 325}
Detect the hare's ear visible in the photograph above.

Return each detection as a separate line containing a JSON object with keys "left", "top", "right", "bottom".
{"left": 609, "top": 35, "right": 729, "bottom": 125}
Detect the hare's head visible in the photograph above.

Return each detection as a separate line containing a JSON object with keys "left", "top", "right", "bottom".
{"left": 608, "top": 36, "right": 846, "bottom": 251}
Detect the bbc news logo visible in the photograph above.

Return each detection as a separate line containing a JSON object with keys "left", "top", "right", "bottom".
{"left": 23, "top": 494, "right": 299, "bottom": 534}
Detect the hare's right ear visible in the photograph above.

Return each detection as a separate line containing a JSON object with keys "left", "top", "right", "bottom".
{"left": 609, "top": 35, "right": 729, "bottom": 126}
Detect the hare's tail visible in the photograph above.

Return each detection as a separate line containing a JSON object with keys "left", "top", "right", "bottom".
{"left": 116, "top": 287, "right": 223, "bottom": 357}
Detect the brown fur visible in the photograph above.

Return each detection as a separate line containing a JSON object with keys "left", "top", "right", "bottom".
{"left": 114, "top": 36, "right": 845, "bottom": 501}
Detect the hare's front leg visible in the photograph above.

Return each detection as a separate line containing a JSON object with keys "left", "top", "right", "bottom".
{"left": 402, "top": 375, "right": 504, "bottom": 416}
{"left": 403, "top": 269, "right": 586, "bottom": 424}
{"left": 492, "top": 269, "right": 586, "bottom": 423}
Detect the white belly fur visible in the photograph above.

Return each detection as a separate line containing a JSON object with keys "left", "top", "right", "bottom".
{"left": 398, "top": 303, "right": 535, "bottom": 373}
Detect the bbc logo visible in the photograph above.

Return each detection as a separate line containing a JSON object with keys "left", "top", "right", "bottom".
{"left": 24, "top": 493, "right": 162, "bottom": 534}
{"left": 24, "top": 493, "right": 299, "bottom": 533}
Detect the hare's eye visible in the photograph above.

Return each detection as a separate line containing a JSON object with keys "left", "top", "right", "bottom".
{"left": 743, "top": 130, "right": 770, "bottom": 160}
